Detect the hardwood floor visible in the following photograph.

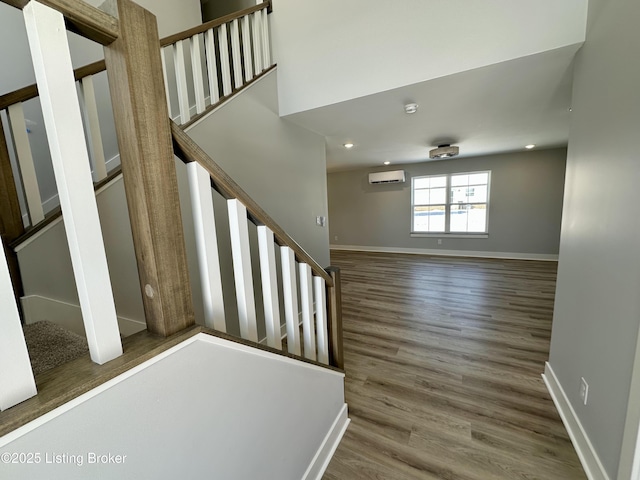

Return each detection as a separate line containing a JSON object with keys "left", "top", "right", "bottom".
{"left": 323, "top": 251, "right": 586, "bottom": 480}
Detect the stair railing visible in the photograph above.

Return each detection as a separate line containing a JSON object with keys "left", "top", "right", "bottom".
{"left": 171, "top": 123, "right": 344, "bottom": 368}
{"left": 0, "top": 0, "right": 342, "bottom": 417}
{"left": 160, "top": 1, "right": 273, "bottom": 128}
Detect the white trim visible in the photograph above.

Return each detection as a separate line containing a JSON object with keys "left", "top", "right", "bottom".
{"left": 0, "top": 332, "right": 345, "bottom": 447}
{"left": 330, "top": 244, "right": 559, "bottom": 261}
{"left": 302, "top": 404, "right": 350, "bottom": 480}
{"left": 21, "top": 294, "right": 146, "bottom": 338}
{"left": 411, "top": 233, "right": 488, "bottom": 239}
{"left": 542, "top": 362, "right": 610, "bottom": 480}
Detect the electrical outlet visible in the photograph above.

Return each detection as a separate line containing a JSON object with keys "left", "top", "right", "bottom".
{"left": 580, "top": 377, "right": 589, "bottom": 405}
{"left": 437, "top": 239, "right": 442, "bottom": 245}
{"left": 334, "top": 235, "right": 338, "bottom": 241}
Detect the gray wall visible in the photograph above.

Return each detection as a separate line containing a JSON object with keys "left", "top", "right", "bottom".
{"left": 548, "top": 0, "right": 640, "bottom": 477}
{"left": 328, "top": 148, "right": 566, "bottom": 257}
{"left": 186, "top": 70, "right": 330, "bottom": 267}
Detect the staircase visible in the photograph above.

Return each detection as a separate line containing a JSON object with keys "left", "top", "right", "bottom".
{"left": 0, "top": 1, "right": 347, "bottom": 478}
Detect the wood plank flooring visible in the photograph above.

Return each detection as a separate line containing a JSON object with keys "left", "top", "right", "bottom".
{"left": 323, "top": 251, "right": 585, "bottom": 480}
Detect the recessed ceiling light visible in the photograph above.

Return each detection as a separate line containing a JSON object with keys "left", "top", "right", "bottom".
{"left": 525, "top": 144, "right": 536, "bottom": 149}
{"left": 343, "top": 143, "right": 354, "bottom": 149}
{"left": 383, "top": 161, "right": 391, "bottom": 165}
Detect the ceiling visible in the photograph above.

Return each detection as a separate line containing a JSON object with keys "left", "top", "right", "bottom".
{"left": 283, "top": 44, "right": 581, "bottom": 173}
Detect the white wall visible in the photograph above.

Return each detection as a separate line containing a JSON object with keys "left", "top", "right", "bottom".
{"left": 548, "top": 0, "right": 640, "bottom": 478}
{"left": 0, "top": 334, "right": 348, "bottom": 479}
{"left": 271, "top": 0, "right": 588, "bottom": 116}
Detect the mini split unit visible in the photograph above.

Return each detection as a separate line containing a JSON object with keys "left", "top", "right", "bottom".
{"left": 368, "top": 170, "right": 406, "bottom": 184}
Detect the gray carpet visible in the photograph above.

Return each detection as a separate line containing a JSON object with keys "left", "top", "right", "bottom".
{"left": 22, "top": 321, "right": 89, "bottom": 376}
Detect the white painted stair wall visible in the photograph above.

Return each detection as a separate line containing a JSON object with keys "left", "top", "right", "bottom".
{"left": 0, "top": 333, "right": 349, "bottom": 480}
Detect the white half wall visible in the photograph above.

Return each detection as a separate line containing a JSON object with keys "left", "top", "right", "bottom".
{"left": 0, "top": 333, "right": 348, "bottom": 480}
{"left": 271, "top": 0, "right": 588, "bottom": 115}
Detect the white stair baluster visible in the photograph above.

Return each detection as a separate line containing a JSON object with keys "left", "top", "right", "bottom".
{"left": 218, "top": 23, "right": 232, "bottom": 96}
{"left": 230, "top": 18, "right": 243, "bottom": 89}
{"left": 187, "top": 162, "right": 226, "bottom": 332}
{"left": 299, "top": 262, "right": 316, "bottom": 361}
{"left": 261, "top": 8, "right": 271, "bottom": 67}
{"left": 24, "top": 1, "right": 122, "bottom": 365}
{"left": 7, "top": 102, "right": 44, "bottom": 225}
{"left": 190, "top": 33, "right": 206, "bottom": 115}
{"left": 241, "top": 14, "right": 253, "bottom": 81}
{"left": 251, "top": 12, "right": 263, "bottom": 74}
{"left": 160, "top": 46, "right": 174, "bottom": 117}
{"left": 281, "top": 246, "right": 301, "bottom": 356}
{"left": 173, "top": 39, "right": 190, "bottom": 124}
{"left": 228, "top": 199, "right": 258, "bottom": 342}
{"left": 204, "top": 28, "right": 220, "bottom": 105}
{"left": 78, "top": 75, "right": 108, "bottom": 182}
{"left": 0, "top": 244, "right": 37, "bottom": 411}
{"left": 314, "top": 275, "right": 329, "bottom": 365}
{"left": 257, "top": 226, "right": 282, "bottom": 349}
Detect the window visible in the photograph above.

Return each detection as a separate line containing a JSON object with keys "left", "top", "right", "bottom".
{"left": 412, "top": 171, "right": 490, "bottom": 234}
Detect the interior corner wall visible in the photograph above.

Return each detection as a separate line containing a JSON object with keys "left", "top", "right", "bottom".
{"left": 185, "top": 70, "right": 330, "bottom": 268}
{"left": 547, "top": 0, "right": 640, "bottom": 477}
{"left": 327, "top": 148, "right": 566, "bottom": 257}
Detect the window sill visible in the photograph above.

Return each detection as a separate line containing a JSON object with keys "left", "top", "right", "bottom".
{"left": 410, "top": 233, "right": 489, "bottom": 239}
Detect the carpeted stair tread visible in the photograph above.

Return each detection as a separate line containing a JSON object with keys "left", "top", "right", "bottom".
{"left": 23, "top": 321, "right": 89, "bottom": 376}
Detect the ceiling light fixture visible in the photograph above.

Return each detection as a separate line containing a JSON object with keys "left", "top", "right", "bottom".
{"left": 343, "top": 143, "right": 354, "bottom": 149}
{"left": 404, "top": 103, "right": 419, "bottom": 114}
{"left": 525, "top": 144, "right": 536, "bottom": 149}
{"left": 384, "top": 161, "right": 391, "bottom": 165}
{"left": 429, "top": 144, "right": 459, "bottom": 160}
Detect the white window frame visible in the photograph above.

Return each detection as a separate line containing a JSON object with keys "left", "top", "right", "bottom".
{"left": 411, "top": 170, "right": 491, "bottom": 237}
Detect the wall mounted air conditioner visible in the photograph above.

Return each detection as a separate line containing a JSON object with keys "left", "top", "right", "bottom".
{"left": 368, "top": 170, "right": 406, "bottom": 184}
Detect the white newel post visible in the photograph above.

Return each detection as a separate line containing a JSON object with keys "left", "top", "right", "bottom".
{"left": 187, "top": 162, "right": 226, "bottom": 332}
{"left": 23, "top": 1, "right": 122, "bottom": 364}
{"left": 0, "top": 245, "right": 37, "bottom": 411}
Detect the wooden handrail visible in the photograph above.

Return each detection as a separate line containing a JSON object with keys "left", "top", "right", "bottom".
{"left": 160, "top": 1, "right": 271, "bottom": 47}
{"left": 0, "top": 60, "right": 106, "bottom": 110}
{"left": 1, "top": 0, "right": 119, "bottom": 45}
{"left": 171, "top": 121, "right": 334, "bottom": 287}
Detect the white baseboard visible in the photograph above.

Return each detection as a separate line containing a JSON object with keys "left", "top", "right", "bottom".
{"left": 330, "top": 244, "right": 559, "bottom": 261}
{"left": 542, "top": 362, "right": 610, "bottom": 480}
{"left": 302, "top": 403, "right": 350, "bottom": 480}
{"left": 21, "top": 295, "right": 146, "bottom": 338}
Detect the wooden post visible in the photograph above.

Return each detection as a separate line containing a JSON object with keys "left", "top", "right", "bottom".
{"left": 102, "top": 0, "right": 194, "bottom": 337}
{"left": 0, "top": 118, "right": 25, "bottom": 304}
{"left": 326, "top": 266, "right": 344, "bottom": 369}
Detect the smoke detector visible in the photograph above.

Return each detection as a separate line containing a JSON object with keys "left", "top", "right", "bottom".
{"left": 404, "top": 103, "right": 419, "bottom": 114}
{"left": 429, "top": 144, "right": 459, "bottom": 159}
